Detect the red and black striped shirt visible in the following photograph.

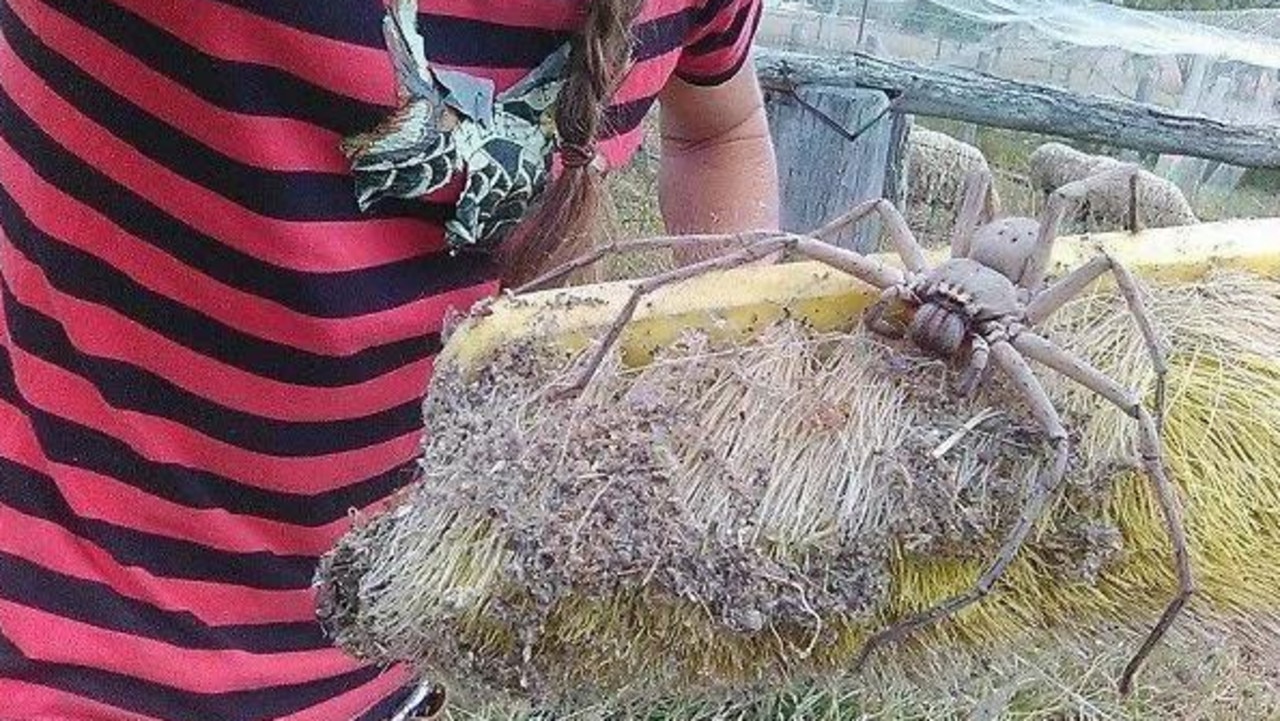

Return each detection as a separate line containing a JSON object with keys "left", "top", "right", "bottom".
{"left": 0, "top": 1, "right": 762, "bottom": 718}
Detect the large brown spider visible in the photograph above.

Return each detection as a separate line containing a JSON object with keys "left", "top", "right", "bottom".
{"left": 508, "top": 163, "right": 1193, "bottom": 696}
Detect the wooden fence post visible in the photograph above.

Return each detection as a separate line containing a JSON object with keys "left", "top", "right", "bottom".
{"left": 763, "top": 84, "right": 905, "bottom": 252}
{"left": 755, "top": 48, "right": 1280, "bottom": 169}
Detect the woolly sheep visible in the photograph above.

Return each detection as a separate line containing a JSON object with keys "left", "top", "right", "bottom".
{"left": 904, "top": 126, "right": 1001, "bottom": 247}
{"left": 1027, "top": 142, "right": 1198, "bottom": 234}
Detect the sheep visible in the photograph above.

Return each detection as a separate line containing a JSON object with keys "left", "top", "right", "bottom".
{"left": 1027, "top": 142, "right": 1198, "bottom": 234}
{"left": 903, "top": 125, "right": 1002, "bottom": 248}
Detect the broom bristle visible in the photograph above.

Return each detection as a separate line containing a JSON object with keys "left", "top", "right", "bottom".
{"left": 314, "top": 270, "right": 1280, "bottom": 714}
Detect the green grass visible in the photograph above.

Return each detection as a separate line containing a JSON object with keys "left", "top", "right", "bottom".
{"left": 436, "top": 615, "right": 1279, "bottom": 719}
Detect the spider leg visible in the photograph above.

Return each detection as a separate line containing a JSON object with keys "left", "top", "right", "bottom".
{"left": 950, "top": 168, "right": 997, "bottom": 259}
{"left": 517, "top": 195, "right": 919, "bottom": 294}
{"left": 1023, "top": 252, "right": 1169, "bottom": 429}
{"left": 791, "top": 237, "right": 908, "bottom": 291}
{"left": 794, "top": 236, "right": 912, "bottom": 338}
{"left": 954, "top": 334, "right": 990, "bottom": 397}
{"left": 545, "top": 236, "right": 796, "bottom": 398}
{"left": 511, "top": 231, "right": 780, "bottom": 294}
{"left": 1023, "top": 164, "right": 1143, "bottom": 293}
{"left": 1010, "top": 330, "right": 1194, "bottom": 696}
{"left": 853, "top": 338, "right": 1070, "bottom": 671}
{"left": 545, "top": 236, "right": 904, "bottom": 399}
{"left": 864, "top": 286, "right": 914, "bottom": 339}
{"left": 812, "top": 198, "right": 928, "bottom": 276}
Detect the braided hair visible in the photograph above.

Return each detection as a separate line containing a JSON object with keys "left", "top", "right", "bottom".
{"left": 496, "top": 0, "right": 645, "bottom": 287}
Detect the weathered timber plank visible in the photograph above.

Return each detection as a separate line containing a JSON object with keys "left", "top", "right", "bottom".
{"left": 764, "top": 84, "right": 901, "bottom": 251}
{"left": 753, "top": 47, "right": 1280, "bottom": 169}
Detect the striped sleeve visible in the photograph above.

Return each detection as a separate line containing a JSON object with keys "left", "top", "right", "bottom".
{"left": 674, "top": 0, "right": 764, "bottom": 86}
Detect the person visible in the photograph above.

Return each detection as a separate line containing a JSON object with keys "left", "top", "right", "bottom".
{"left": 0, "top": 0, "right": 778, "bottom": 719}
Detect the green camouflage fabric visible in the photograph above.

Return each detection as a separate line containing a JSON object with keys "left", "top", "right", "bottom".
{"left": 341, "top": 0, "right": 570, "bottom": 254}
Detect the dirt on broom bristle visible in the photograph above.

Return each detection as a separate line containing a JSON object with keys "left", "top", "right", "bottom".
{"left": 313, "top": 297, "right": 1141, "bottom": 709}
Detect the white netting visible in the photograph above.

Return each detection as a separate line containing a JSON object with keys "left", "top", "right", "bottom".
{"left": 757, "top": 0, "right": 1280, "bottom": 208}
{"left": 759, "top": 1, "right": 1280, "bottom": 108}
{"left": 1165, "top": 9, "right": 1280, "bottom": 40}
{"left": 861, "top": 0, "right": 1280, "bottom": 67}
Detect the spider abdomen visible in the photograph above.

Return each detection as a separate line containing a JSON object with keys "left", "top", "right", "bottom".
{"left": 908, "top": 302, "right": 969, "bottom": 358}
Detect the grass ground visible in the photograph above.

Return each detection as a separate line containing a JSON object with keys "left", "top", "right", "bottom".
{"left": 442, "top": 614, "right": 1279, "bottom": 719}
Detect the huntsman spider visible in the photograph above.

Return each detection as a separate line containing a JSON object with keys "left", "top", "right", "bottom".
{"left": 508, "top": 162, "right": 1193, "bottom": 696}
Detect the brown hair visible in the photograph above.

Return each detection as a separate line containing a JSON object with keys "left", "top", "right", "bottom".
{"left": 495, "top": 0, "right": 644, "bottom": 288}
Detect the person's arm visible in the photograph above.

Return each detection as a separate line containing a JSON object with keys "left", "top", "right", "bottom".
{"left": 656, "top": 59, "right": 780, "bottom": 243}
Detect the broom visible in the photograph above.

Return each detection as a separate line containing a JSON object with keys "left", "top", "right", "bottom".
{"left": 314, "top": 219, "right": 1280, "bottom": 718}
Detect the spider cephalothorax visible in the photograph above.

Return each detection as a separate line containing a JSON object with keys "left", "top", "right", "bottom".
{"left": 896, "top": 256, "right": 1023, "bottom": 370}
{"left": 509, "top": 161, "right": 1191, "bottom": 698}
